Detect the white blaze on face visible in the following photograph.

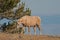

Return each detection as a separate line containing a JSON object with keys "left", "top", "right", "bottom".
{"left": 17, "top": 22, "right": 23, "bottom": 28}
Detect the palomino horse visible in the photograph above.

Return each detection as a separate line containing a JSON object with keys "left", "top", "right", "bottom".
{"left": 17, "top": 15, "right": 42, "bottom": 35}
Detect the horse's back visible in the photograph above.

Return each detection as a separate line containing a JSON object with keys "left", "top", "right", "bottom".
{"left": 18, "top": 15, "right": 41, "bottom": 26}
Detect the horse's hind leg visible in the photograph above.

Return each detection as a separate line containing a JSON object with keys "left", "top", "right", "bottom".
{"left": 33, "top": 26, "right": 36, "bottom": 35}
{"left": 37, "top": 25, "right": 42, "bottom": 35}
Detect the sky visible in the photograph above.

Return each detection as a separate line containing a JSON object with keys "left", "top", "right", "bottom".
{"left": 0, "top": 0, "right": 60, "bottom": 35}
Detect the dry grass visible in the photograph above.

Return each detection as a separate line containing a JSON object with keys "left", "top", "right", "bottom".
{"left": 0, "top": 33, "right": 60, "bottom": 40}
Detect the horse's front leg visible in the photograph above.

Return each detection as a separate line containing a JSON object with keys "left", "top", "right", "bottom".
{"left": 17, "top": 24, "right": 20, "bottom": 33}
{"left": 21, "top": 27, "right": 25, "bottom": 34}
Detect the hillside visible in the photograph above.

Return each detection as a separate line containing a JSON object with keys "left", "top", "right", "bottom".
{"left": 0, "top": 33, "right": 60, "bottom": 40}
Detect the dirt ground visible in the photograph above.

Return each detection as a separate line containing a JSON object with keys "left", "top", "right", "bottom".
{"left": 0, "top": 33, "right": 60, "bottom": 40}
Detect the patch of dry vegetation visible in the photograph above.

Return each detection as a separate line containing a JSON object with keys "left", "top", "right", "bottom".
{"left": 0, "top": 33, "right": 60, "bottom": 40}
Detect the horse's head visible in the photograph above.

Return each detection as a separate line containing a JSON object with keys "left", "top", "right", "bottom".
{"left": 17, "top": 18, "right": 23, "bottom": 28}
